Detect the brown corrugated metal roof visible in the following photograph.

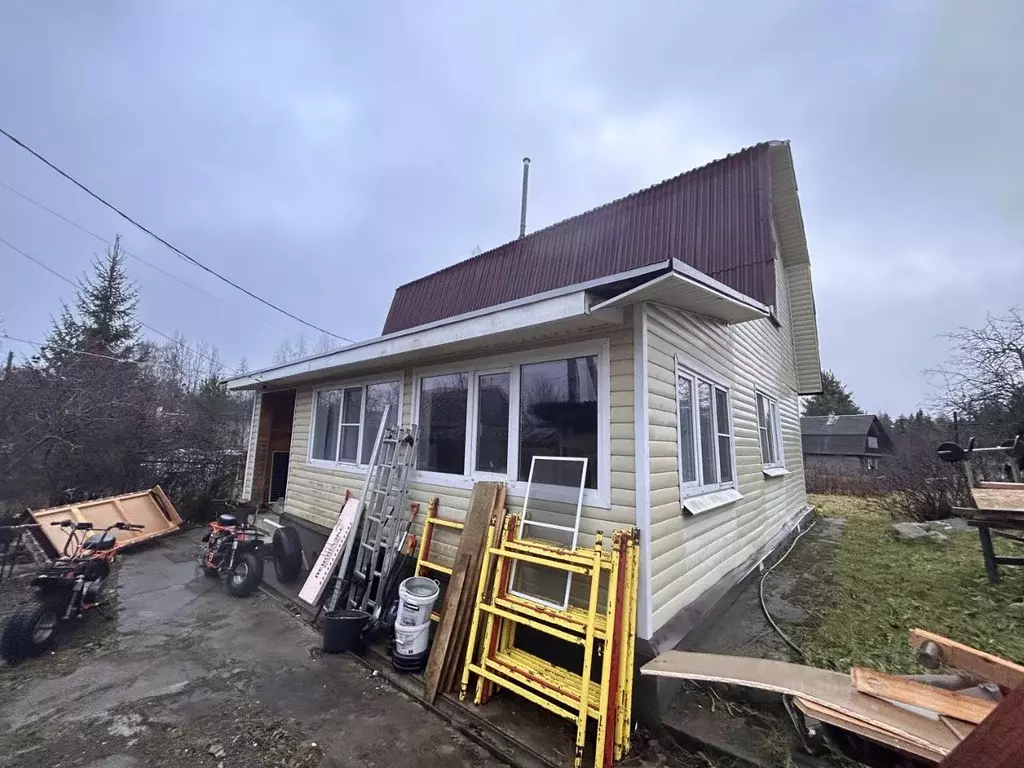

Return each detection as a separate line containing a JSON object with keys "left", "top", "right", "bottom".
{"left": 383, "top": 142, "right": 779, "bottom": 334}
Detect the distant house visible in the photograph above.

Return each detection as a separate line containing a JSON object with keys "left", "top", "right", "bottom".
{"left": 801, "top": 414, "right": 894, "bottom": 473}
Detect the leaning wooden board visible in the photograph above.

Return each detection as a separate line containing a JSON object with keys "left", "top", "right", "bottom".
{"left": 424, "top": 554, "right": 471, "bottom": 703}
{"left": 439, "top": 482, "right": 504, "bottom": 694}
{"left": 30, "top": 486, "right": 183, "bottom": 554}
{"left": 641, "top": 652, "right": 960, "bottom": 756}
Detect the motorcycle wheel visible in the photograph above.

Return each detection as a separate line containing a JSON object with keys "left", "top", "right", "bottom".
{"left": 1, "top": 599, "right": 61, "bottom": 663}
{"left": 228, "top": 551, "right": 264, "bottom": 597}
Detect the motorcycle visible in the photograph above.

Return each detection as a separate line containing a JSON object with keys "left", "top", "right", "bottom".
{"left": 1, "top": 519, "right": 144, "bottom": 663}
{"left": 200, "top": 509, "right": 267, "bottom": 597}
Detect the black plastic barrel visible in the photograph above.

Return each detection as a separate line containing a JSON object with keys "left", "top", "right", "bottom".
{"left": 322, "top": 609, "right": 369, "bottom": 653}
{"left": 391, "top": 648, "right": 428, "bottom": 674}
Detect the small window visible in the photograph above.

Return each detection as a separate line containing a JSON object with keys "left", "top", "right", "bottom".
{"left": 676, "top": 363, "right": 735, "bottom": 496}
{"left": 757, "top": 392, "right": 785, "bottom": 468}
{"left": 519, "top": 356, "right": 599, "bottom": 489}
{"left": 418, "top": 373, "right": 469, "bottom": 474}
{"left": 311, "top": 389, "right": 342, "bottom": 461}
{"left": 309, "top": 378, "right": 402, "bottom": 467}
{"left": 476, "top": 372, "right": 510, "bottom": 473}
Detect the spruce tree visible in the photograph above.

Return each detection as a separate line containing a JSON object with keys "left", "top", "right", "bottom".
{"left": 39, "top": 302, "right": 85, "bottom": 367}
{"left": 76, "top": 235, "right": 140, "bottom": 357}
{"left": 802, "top": 370, "right": 862, "bottom": 417}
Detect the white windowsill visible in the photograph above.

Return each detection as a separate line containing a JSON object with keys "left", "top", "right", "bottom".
{"left": 762, "top": 466, "right": 789, "bottom": 478}
{"left": 681, "top": 487, "right": 743, "bottom": 515}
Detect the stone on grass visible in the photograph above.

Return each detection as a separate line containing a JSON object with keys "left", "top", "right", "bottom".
{"left": 891, "top": 522, "right": 950, "bottom": 544}
{"left": 1008, "top": 602, "right": 1024, "bottom": 619}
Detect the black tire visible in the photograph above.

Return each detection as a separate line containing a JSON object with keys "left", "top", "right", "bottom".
{"left": 228, "top": 551, "right": 263, "bottom": 597}
{"left": 272, "top": 527, "right": 303, "bottom": 584}
{"left": 1, "top": 599, "right": 61, "bottom": 663}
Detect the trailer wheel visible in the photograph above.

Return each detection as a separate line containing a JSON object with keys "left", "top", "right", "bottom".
{"left": 1, "top": 599, "right": 61, "bottom": 663}
{"left": 272, "top": 526, "right": 303, "bottom": 584}
{"left": 228, "top": 551, "right": 264, "bottom": 597}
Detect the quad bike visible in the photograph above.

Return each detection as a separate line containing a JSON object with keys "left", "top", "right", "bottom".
{"left": 0, "top": 519, "right": 144, "bottom": 663}
{"left": 200, "top": 506, "right": 303, "bottom": 597}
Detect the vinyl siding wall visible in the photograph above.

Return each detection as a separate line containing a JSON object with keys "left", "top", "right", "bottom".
{"left": 281, "top": 319, "right": 636, "bottom": 570}
{"left": 645, "top": 256, "right": 807, "bottom": 633}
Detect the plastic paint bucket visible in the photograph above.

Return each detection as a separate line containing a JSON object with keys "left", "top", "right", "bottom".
{"left": 396, "top": 576, "right": 440, "bottom": 628}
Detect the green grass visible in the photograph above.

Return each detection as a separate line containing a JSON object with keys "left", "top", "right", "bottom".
{"left": 796, "top": 495, "right": 1024, "bottom": 674}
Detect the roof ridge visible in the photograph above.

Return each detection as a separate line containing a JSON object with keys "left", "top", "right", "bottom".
{"left": 395, "top": 140, "right": 780, "bottom": 291}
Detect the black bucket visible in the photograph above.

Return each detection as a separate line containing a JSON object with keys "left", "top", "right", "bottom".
{"left": 391, "top": 648, "right": 428, "bottom": 674}
{"left": 322, "top": 609, "right": 369, "bottom": 653}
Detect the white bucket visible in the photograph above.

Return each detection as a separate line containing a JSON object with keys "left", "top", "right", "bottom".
{"left": 396, "top": 576, "right": 440, "bottom": 627}
{"left": 394, "top": 619, "right": 432, "bottom": 657}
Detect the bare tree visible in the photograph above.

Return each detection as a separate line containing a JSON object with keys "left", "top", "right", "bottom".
{"left": 929, "top": 307, "right": 1024, "bottom": 440}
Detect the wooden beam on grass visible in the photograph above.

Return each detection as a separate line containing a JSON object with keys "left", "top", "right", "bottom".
{"left": 851, "top": 667, "right": 996, "bottom": 725}
{"left": 909, "top": 629, "right": 1024, "bottom": 690}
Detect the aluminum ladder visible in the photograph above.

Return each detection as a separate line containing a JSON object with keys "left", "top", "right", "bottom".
{"left": 347, "top": 423, "right": 419, "bottom": 614}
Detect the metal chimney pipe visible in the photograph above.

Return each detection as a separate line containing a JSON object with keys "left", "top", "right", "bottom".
{"left": 519, "top": 157, "right": 531, "bottom": 239}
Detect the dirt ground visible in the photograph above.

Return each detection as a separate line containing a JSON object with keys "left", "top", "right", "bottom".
{"left": 0, "top": 529, "right": 505, "bottom": 768}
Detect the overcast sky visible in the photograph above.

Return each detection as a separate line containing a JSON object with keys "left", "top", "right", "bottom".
{"left": 1, "top": 2, "right": 1020, "bottom": 415}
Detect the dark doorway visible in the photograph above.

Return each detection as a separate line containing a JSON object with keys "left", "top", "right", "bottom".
{"left": 269, "top": 451, "right": 290, "bottom": 502}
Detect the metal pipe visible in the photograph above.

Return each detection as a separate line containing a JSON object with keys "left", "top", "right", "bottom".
{"left": 519, "top": 157, "right": 530, "bottom": 238}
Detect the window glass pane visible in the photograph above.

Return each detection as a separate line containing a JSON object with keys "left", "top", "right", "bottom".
{"left": 311, "top": 389, "right": 341, "bottom": 461}
{"left": 677, "top": 376, "right": 696, "bottom": 483}
{"left": 342, "top": 388, "right": 362, "bottom": 424}
{"left": 697, "top": 381, "right": 717, "bottom": 484}
{"left": 476, "top": 372, "right": 510, "bottom": 473}
{"left": 718, "top": 435, "right": 733, "bottom": 483}
{"left": 361, "top": 381, "right": 400, "bottom": 464}
{"left": 757, "top": 394, "right": 774, "bottom": 464}
{"left": 519, "top": 356, "right": 598, "bottom": 488}
{"left": 714, "top": 388, "right": 732, "bottom": 483}
{"left": 340, "top": 426, "right": 360, "bottom": 462}
{"left": 418, "top": 374, "right": 468, "bottom": 473}
{"left": 770, "top": 400, "right": 783, "bottom": 465}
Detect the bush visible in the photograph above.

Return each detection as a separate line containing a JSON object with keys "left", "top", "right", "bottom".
{"left": 805, "top": 469, "right": 883, "bottom": 497}
{"left": 877, "top": 432, "right": 972, "bottom": 521}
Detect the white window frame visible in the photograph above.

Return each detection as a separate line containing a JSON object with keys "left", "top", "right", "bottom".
{"left": 307, "top": 374, "right": 404, "bottom": 470}
{"left": 410, "top": 340, "right": 611, "bottom": 509}
{"left": 675, "top": 359, "right": 736, "bottom": 498}
{"left": 756, "top": 390, "right": 785, "bottom": 470}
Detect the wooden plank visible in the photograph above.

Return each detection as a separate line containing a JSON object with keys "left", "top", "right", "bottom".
{"left": 939, "top": 682, "right": 1024, "bottom": 767}
{"left": 909, "top": 629, "right": 1024, "bottom": 690}
{"left": 440, "top": 483, "right": 503, "bottom": 696}
{"left": 852, "top": 667, "right": 997, "bottom": 725}
{"left": 794, "top": 697, "right": 944, "bottom": 763}
{"left": 642, "top": 652, "right": 959, "bottom": 755}
{"left": 424, "top": 554, "right": 471, "bottom": 704}
{"left": 939, "top": 716, "right": 975, "bottom": 742}
{"left": 298, "top": 498, "right": 359, "bottom": 606}
{"left": 971, "top": 486, "right": 1024, "bottom": 513}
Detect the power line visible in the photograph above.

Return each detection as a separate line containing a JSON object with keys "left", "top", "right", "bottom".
{"left": 1, "top": 333, "right": 142, "bottom": 365}
{"left": 0, "top": 179, "right": 287, "bottom": 334}
{"left": 0, "top": 235, "right": 251, "bottom": 377}
{"left": 0, "top": 126, "right": 353, "bottom": 343}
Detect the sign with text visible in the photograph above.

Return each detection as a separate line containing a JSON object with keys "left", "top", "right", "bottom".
{"left": 298, "top": 497, "right": 359, "bottom": 605}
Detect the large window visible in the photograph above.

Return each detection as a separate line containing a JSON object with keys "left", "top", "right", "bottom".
{"left": 519, "top": 357, "right": 598, "bottom": 489}
{"left": 418, "top": 374, "right": 469, "bottom": 474}
{"left": 757, "top": 391, "right": 784, "bottom": 468}
{"left": 676, "top": 363, "right": 735, "bottom": 495}
{"left": 309, "top": 379, "right": 401, "bottom": 466}
{"left": 412, "top": 348, "right": 605, "bottom": 497}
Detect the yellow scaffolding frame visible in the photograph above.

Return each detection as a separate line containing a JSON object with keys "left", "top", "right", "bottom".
{"left": 459, "top": 515, "right": 639, "bottom": 768}
{"left": 413, "top": 497, "right": 460, "bottom": 622}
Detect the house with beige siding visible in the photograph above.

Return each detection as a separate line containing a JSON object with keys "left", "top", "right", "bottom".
{"left": 226, "top": 141, "right": 822, "bottom": 693}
